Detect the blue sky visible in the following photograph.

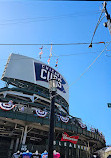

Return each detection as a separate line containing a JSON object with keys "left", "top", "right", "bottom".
{"left": 0, "top": 1, "right": 111, "bottom": 145}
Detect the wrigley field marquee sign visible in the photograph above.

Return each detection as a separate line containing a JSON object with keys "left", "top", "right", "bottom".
{"left": 2, "top": 53, "right": 69, "bottom": 103}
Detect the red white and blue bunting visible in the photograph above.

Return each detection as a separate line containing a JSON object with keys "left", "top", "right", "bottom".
{"left": 36, "top": 109, "right": 48, "bottom": 118}
{"left": 78, "top": 121, "right": 87, "bottom": 129}
{"left": 0, "top": 100, "right": 105, "bottom": 142}
{"left": 60, "top": 115, "right": 69, "bottom": 123}
{"left": 0, "top": 101, "right": 15, "bottom": 111}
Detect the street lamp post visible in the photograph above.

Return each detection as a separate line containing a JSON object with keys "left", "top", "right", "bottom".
{"left": 48, "top": 79, "right": 57, "bottom": 158}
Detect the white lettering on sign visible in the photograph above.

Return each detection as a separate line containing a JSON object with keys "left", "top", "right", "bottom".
{"left": 69, "top": 143, "right": 72, "bottom": 147}
{"left": 74, "top": 144, "right": 76, "bottom": 148}
{"left": 63, "top": 134, "right": 77, "bottom": 142}
{"left": 40, "top": 69, "right": 47, "bottom": 79}
{"left": 40, "top": 66, "right": 62, "bottom": 89}
{"left": 59, "top": 142, "right": 61, "bottom": 146}
{"left": 64, "top": 142, "right": 67, "bottom": 146}
{"left": 34, "top": 62, "right": 67, "bottom": 94}
{"left": 53, "top": 141, "right": 56, "bottom": 145}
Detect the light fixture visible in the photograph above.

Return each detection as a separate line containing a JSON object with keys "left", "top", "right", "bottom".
{"left": 88, "top": 43, "right": 92, "bottom": 48}
{"left": 103, "top": 22, "right": 107, "bottom": 27}
{"left": 49, "top": 78, "right": 58, "bottom": 92}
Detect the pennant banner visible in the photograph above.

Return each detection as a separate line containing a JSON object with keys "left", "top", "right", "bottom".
{"left": 50, "top": 44, "right": 52, "bottom": 58}
{"left": 39, "top": 46, "right": 43, "bottom": 59}
{"left": 60, "top": 116, "right": 69, "bottom": 123}
{"left": 47, "top": 58, "right": 50, "bottom": 65}
{"left": 61, "top": 132, "right": 79, "bottom": 144}
{"left": 55, "top": 58, "right": 58, "bottom": 67}
{"left": 36, "top": 109, "right": 48, "bottom": 118}
{"left": 78, "top": 121, "right": 87, "bottom": 129}
{"left": 0, "top": 100, "right": 15, "bottom": 111}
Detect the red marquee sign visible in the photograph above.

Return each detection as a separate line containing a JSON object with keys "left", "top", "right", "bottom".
{"left": 61, "top": 132, "right": 79, "bottom": 144}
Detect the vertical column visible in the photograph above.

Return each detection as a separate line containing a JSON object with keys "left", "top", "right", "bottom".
{"left": 73, "top": 148, "right": 76, "bottom": 157}
{"left": 8, "top": 139, "right": 14, "bottom": 157}
{"left": 64, "top": 147, "right": 67, "bottom": 158}
{"left": 14, "top": 138, "right": 19, "bottom": 152}
{"left": 87, "top": 141, "right": 90, "bottom": 158}
{"left": 76, "top": 148, "right": 79, "bottom": 158}
{"left": 10, "top": 139, "right": 14, "bottom": 150}
{"left": 22, "top": 125, "right": 28, "bottom": 145}
{"left": 48, "top": 91, "right": 56, "bottom": 158}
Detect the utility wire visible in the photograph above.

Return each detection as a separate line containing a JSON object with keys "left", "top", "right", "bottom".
{"left": 89, "top": 7, "right": 105, "bottom": 47}
{"left": 52, "top": 41, "right": 111, "bottom": 99}
{"left": 0, "top": 52, "right": 97, "bottom": 63}
{"left": 0, "top": 51, "right": 104, "bottom": 62}
{"left": 1, "top": 11, "right": 101, "bottom": 22}
{"left": 39, "top": 52, "right": 97, "bottom": 58}
{"left": 70, "top": 41, "right": 111, "bottom": 86}
{"left": 91, "top": 15, "right": 104, "bottom": 43}
{"left": 0, "top": 42, "right": 108, "bottom": 46}
{"left": 0, "top": 11, "right": 101, "bottom": 26}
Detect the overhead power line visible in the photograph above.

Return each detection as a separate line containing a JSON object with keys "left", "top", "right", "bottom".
{"left": 89, "top": 4, "right": 105, "bottom": 48}
{"left": 70, "top": 41, "right": 111, "bottom": 87}
{"left": 0, "top": 52, "right": 98, "bottom": 62}
{"left": 0, "top": 42, "right": 107, "bottom": 46}
{"left": 52, "top": 41, "right": 111, "bottom": 99}
{"left": 41, "top": 52, "right": 97, "bottom": 58}
{"left": 0, "top": 11, "right": 101, "bottom": 26}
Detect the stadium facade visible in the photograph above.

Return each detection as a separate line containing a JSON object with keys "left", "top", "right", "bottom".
{"left": 0, "top": 53, "right": 106, "bottom": 158}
